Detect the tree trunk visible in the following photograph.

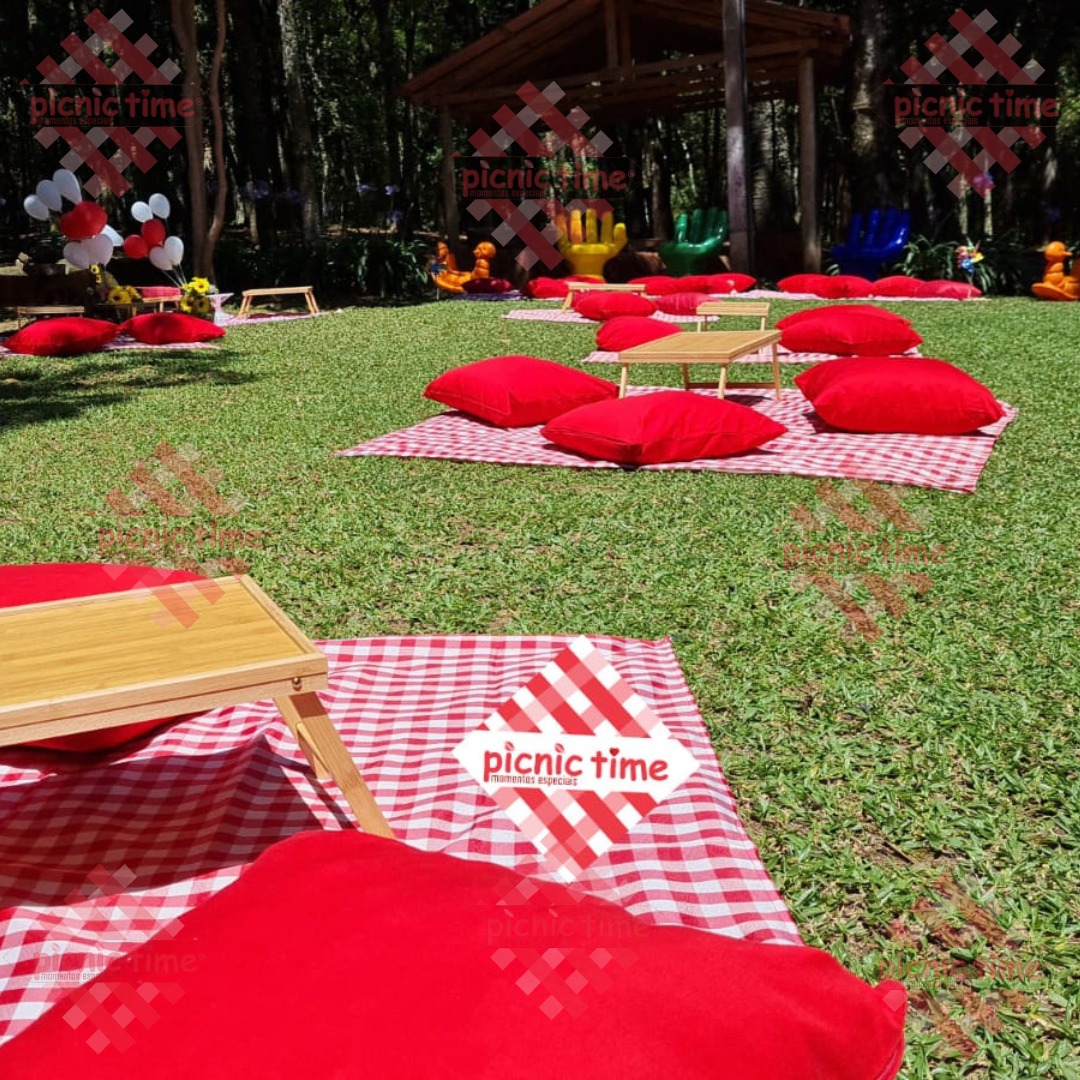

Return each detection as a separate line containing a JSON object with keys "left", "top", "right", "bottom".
{"left": 849, "top": 0, "right": 900, "bottom": 209}
{"left": 206, "top": 0, "right": 228, "bottom": 274}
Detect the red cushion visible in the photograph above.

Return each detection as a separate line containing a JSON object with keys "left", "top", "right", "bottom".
{"left": 462, "top": 277, "right": 512, "bottom": 294}
{"left": 778, "top": 274, "right": 873, "bottom": 299}
{"left": 628, "top": 275, "right": 681, "bottom": 295}
{"left": 776, "top": 304, "right": 912, "bottom": 330}
{"left": 596, "top": 316, "right": 682, "bottom": 351}
{"left": 123, "top": 313, "right": 225, "bottom": 345}
{"left": 795, "top": 357, "right": 1005, "bottom": 434}
{"left": 137, "top": 286, "right": 183, "bottom": 299}
{"left": 0, "top": 829, "right": 907, "bottom": 1079}
{"left": 778, "top": 273, "right": 834, "bottom": 296}
{"left": 4, "top": 317, "right": 117, "bottom": 357}
{"left": 424, "top": 355, "right": 617, "bottom": 427}
{"left": 917, "top": 279, "right": 982, "bottom": 300}
{"left": 653, "top": 291, "right": 711, "bottom": 316}
{"left": 0, "top": 563, "right": 208, "bottom": 752}
{"left": 670, "top": 274, "right": 714, "bottom": 292}
{"left": 707, "top": 272, "right": 757, "bottom": 293}
{"left": 524, "top": 277, "right": 569, "bottom": 299}
{"left": 541, "top": 390, "right": 788, "bottom": 465}
{"left": 572, "top": 292, "right": 656, "bottom": 320}
{"left": 869, "top": 276, "right": 925, "bottom": 298}
{"left": 779, "top": 310, "right": 922, "bottom": 355}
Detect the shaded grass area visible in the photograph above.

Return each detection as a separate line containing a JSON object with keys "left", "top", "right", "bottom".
{"left": 1, "top": 297, "right": 1078, "bottom": 1077}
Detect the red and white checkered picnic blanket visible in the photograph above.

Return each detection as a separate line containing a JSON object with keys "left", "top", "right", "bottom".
{"left": 504, "top": 308, "right": 705, "bottom": 325}
{"left": 578, "top": 348, "right": 905, "bottom": 366}
{"left": 0, "top": 634, "right": 798, "bottom": 1047}
{"left": 336, "top": 386, "right": 1016, "bottom": 493}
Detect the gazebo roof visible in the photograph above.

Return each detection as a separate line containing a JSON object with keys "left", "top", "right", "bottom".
{"left": 403, "top": 0, "right": 851, "bottom": 121}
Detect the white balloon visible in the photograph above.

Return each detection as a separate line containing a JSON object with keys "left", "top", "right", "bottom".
{"left": 148, "top": 193, "right": 171, "bottom": 219}
{"left": 88, "top": 233, "right": 113, "bottom": 266}
{"left": 132, "top": 201, "right": 153, "bottom": 223}
{"left": 163, "top": 235, "right": 184, "bottom": 267}
{"left": 149, "top": 245, "right": 173, "bottom": 271}
{"left": 36, "top": 179, "right": 62, "bottom": 213}
{"left": 52, "top": 169, "right": 82, "bottom": 205}
{"left": 63, "top": 241, "right": 92, "bottom": 269}
{"left": 102, "top": 225, "right": 123, "bottom": 247}
{"left": 23, "top": 194, "right": 50, "bottom": 221}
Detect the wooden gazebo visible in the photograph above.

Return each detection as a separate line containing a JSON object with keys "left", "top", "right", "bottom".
{"left": 403, "top": 0, "right": 851, "bottom": 272}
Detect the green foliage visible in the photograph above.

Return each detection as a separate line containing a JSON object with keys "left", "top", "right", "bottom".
{"left": 893, "top": 231, "right": 1036, "bottom": 295}
{"left": 354, "top": 235, "right": 430, "bottom": 300}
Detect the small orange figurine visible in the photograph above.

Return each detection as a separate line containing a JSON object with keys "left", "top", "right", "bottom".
{"left": 470, "top": 241, "right": 496, "bottom": 280}
{"left": 431, "top": 241, "right": 472, "bottom": 294}
{"left": 1031, "top": 241, "right": 1079, "bottom": 302}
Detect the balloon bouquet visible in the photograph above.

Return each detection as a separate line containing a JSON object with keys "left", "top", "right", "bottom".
{"left": 122, "top": 194, "right": 184, "bottom": 278}
{"left": 22, "top": 169, "right": 123, "bottom": 272}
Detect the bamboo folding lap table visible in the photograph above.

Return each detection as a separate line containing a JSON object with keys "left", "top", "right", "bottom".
{"left": 616, "top": 329, "right": 784, "bottom": 399}
{"left": 0, "top": 575, "right": 393, "bottom": 837}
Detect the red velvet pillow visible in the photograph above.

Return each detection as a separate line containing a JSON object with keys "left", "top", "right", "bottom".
{"left": 869, "top": 276, "right": 925, "bottom": 298}
{"left": 463, "top": 277, "right": 513, "bottom": 294}
{"left": 778, "top": 273, "right": 834, "bottom": 296}
{"left": 917, "top": 279, "right": 982, "bottom": 300}
{"left": 0, "top": 829, "right": 907, "bottom": 1079}
{"left": 541, "top": 390, "right": 788, "bottom": 464}
{"left": 670, "top": 274, "right": 714, "bottom": 292}
{"left": 708, "top": 272, "right": 757, "bottom": 293}
{"left": 137, "top": 286, "right": 183, "bottom": 300}
{"left": 0, "top": 563, "right": 207, "bottom": 752}
{"left": 779, "top": 310, "right": 922, "bottom": 355}
{"left": 123, "top": 313, "right": 225, "bottom": 345}
{"left": 795, "top": 356, "right": 1005, "bottom": 434}
{"left": 4, "top": 317, "right": 117, "bottom": 357}
{"left": 424, "top": 355, "right": 617, "bottom": 427}
{"left": 778, "top": 274, "right": 872, "bottom": 299}
{"left": 653, "top": 291, "right": 711, "bottom": 316}
{"left": 596, "top": 316, "right": 682, "bottom": 351}
{"left": 776, "top": 305, "right": 912, "bottom": 330}
{"left": 524, "top": 277, "right": 570, "bottom": 299}
{"left": 572, "top": 292, "right": 656, "bottom": 320}
{"left": 628, "top": 275, "right": 680, "bottom": 295}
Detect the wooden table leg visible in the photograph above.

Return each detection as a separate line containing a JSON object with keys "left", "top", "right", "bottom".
{"left": 717, "top": 362, "right": 728, "bottom": 398}
{"left": 275, "top": 692, "right": 395, "bottom": 838}
{"left": 681, "top": 364, "right": 691, "bottom": 390}
{"left": 238, "top": 294, "right": 252, "bottom": 318}
{"left": 771, "top": 342, "right": 782, "bottom": 400}
{"left": 305, "top": 289, "right": 320, "bottom": 315}
{"left": 618, "top": 363, "right": 630, "bottom": 398}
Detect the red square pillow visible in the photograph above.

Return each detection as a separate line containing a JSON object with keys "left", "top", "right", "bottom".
{"left": 424, "top": 355, "right": 617, "bottom": 427}
{"left": 779, "top": 310, "right": 922, "bottom": 355}
{"left": 596, "top": 316, "right": 682, "bottom": 351}
{"left": 778, "top": 273, "right": 834, "bottom": 296}
{"left": 628, "top": 274, "right": 680, "bottom": 295}
{"left": 670, "top": 274, "right": 714, "bottom": 292}
{"left": 776, "top": 304, "right": 912, "bottom": 330}
{"left": 524, "top": 276, "right": 569, "bottom": 299}
{"left": 653, "top": 291, "right": 711, "bottom": 316}
{"left": 462, "top": 277, "right": 512, "bottom": 294}
{"left": 123, "top": 313, "right": 225, "bottom": 344}
{"left": 4, "top": 317, "right": 117, "bottom": 357}
{"left": 0, "top": 563, "right": 208, "bottom": 752}
{"left": 137, "top": 286, "right": 183, "bottom": 301}
{"left": 707, "top": 272, "right": 757, "bottom": 293}
{"left": 917, "top": 279, "right": 982, "bottom": 300}
{"left": 572, "top": 291, "right": 656, "bottom": 320}
{"left": 869, "top": 276, "right": 925, "bottom": 298}
{"left": 541, "top": 390, "right": 788, "bottom": 464}
{"left": 829, "top": 274, "right": 874, "bottom": 298}
{"left": 0, "top": 830, "right": 907, "bottom": 1079}
{"left": 795, "top": 356, "right": 1005, "bottom": 434}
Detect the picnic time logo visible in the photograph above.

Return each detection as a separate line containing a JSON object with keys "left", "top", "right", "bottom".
{"left": 22, "top": 8, "right": 194, "bottom": 196}
{"left": 880, "top": 8, "right": 1058, "bottom": 198}
{"left": 97, "top": 440, "right": 263, "bottom": 626}
{"left": 454, "top": 636, "right": 698, "bottom": 1017}
{"left": 456, "top": 80, "right": 635, "bottom": 270}
{"left": 785, "top": 471, "right": 948, "bottom": 642}
{"left": 883, "top": 873, "right": 1042, "bottom": 1059}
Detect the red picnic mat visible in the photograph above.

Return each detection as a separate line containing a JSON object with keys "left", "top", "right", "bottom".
{"left": 335, "top": 386, "right": 1016, "bottom": 493}
{"left": 0, "top": 634, "right": 798, "bottom": 1047}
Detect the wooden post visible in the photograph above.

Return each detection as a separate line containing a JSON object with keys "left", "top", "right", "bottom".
{"left": 439, "top": 107, "right": 460, "bottom": 246}
{"left": 723, "top": 0, "right": 754, "bottom": 273}
{"left": 798, "top": 53, "right": 821, "bottom": 272}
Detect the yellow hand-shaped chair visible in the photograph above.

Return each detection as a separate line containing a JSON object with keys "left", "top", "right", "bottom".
{"left": 554, "top": 208, "right": 628, "bottom": 280}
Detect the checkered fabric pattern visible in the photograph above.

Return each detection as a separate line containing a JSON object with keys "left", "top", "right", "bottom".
{"left": 579, "top": 348, "right": 877, "bottom": 366}
{"left": 0, "top": 634, "right": 798, "bottom": 1047}
{"left": 504, "top": 308, "right": 705, "bottom": 325}
{"left": 336, "top": 386, "right": 1017, "bottom": 493}
{"left": 0, "top": 339, "right": 222, "bottom": 359}
{"left": 739, "top": 290, "right": 983, "bottom": 303}
{"left": 473, "top": 637, "right": 691, "bottom": 880}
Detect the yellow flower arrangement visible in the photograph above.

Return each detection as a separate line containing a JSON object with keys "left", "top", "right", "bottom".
{"left": 187, "top": 277, "right": 211, "bottom": 296}
{"left": 105, "top": 285, "right": 143, "bottom": 305}
{"left": 179, "top": 277, "right": 218, "bottom": 319}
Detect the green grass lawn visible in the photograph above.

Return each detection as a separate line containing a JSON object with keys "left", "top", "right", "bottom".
{"left": 1, "top": 297, "right": 1078, "bottom": 1077}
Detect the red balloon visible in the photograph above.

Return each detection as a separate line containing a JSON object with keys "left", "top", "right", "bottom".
{"left": 141, "top": 220, "right": 167, "bottom": 249}
{"left": 123, "top": 235, "right": 149, "bottom": 260}
{"left": 59, "top": 201, "right": 108, "bottom": 241}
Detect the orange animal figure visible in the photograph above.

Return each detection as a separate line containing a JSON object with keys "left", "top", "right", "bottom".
{"left": 1031, "top": 241, "right": 1080, "bottom": 302}
{"left": 471, "top": 241, "right": 496, "bottom": 280}
{"left": 432, "top": 241, "right": 473, "bottom": 294}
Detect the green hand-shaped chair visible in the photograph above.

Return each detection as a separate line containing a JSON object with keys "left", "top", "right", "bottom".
{"left": 659, "top": 208, "right": 729, "bottom": 276}
{"left": 554, "top": 207, "right": 628, "bottom": 280}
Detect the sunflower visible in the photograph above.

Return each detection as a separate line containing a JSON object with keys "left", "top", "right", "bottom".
{"left": 188, "top": 277, "right": 211, "bottom": 296}
{"left": 107, "top": 286, "right": 128, "bottom": 305}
